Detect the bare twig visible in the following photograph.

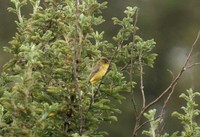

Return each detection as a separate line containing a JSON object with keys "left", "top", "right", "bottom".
{"left": 130, "top": 8, "right": 139, "bottom": 117}
{"left": 166, "top": 69, "right": 175, "bottom": 80}
{"left": 120, "top": 63, "right": 129, "bottom": 72}
{"left": 185, "top": 62, "right": 200, "bottom": 70}
{"left": 157, "top": 82, "right": 177, "bottom": 135}
{"left": 130, "top": 8, "right": 143, "bottom": 137}
{"left": 157, "top": 122, "right": 166, "bottom": 136}
{"left": 139, "top": 51, "right": 145, "bottom": 108}
{"left": 135, "top": 115, "right": 160, "bottom": 132}
{"left": 160, "top": 82, "right": 177, "bottom": 118}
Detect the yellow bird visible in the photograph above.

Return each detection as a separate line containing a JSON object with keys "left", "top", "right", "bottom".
{"left": 88, "top": 57, "right": 110, "bottom": 85}
{"left": 88, "top": 57, "right": 110, "bottom": 102}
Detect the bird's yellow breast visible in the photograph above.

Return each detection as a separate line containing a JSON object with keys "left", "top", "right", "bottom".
{"left": 90, "top": 63, "right": 109, "bottom": 84}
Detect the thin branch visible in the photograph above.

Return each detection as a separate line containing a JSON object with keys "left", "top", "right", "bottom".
{"left": 139, "top": 51, "right": 145, "bottom": 108}
{"left": 130, "top": 8, "right": 139, "bottom": 116}
{"left": 120, "top": 63, "right": 129, "bottom": 72}
{"left": 166, "top": 69, "right": 175, "bottom": 80}
{"left": 131, "top": 98, "right": 137, "bottom": 116}
{"left": 185, "top": 62, "right": 200, "bottom": 70}
{"left": 157, "top": 122, "right": 166, "bottom": 136}
{"left": 160, "top": 82, "right": 177, "bottom": 118}
{"left": 135, "top": 115, "right": 160, "bottom": 132}
{"left": 131, "top": 8, "right": 141, "bottom": 137}
{"left": 74, "top": 0, "right": 83, "bottom": 135}
{"left": 158, "top": 82, "right": 177, "bottom": 134}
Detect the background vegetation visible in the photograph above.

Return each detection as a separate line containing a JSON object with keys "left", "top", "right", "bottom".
{"left": 0, "top": 0, "right": 200, "bottom": 137}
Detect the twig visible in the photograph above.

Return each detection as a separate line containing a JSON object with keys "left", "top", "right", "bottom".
{"left": 74, "top": 0, "right": 83, "bottom": 135}
{"left": 130, "top": 8, "right": 139, "bottom": 116}
{"left": 185, "top": 62, "right": 200, "bottom": 70}
{"left": 130, "top": 8, "right": 142, "bottom": 137}
{"left": 157, "top": 122, "right": 166, "bottom": 136}
{"left": 131, "top": 97, "right": 137, "bottom": 115}
{"left": 120, "top": 63, "right": 129, "bottom": 72}
{"left": 157, "top": 82, "right": 177, "bottom": 134}
{"left": 166, "top": 69, "right": 175, "bottom": 80}
{"left": 139, "top": 51, "right": 145, "bottom": 108}
{"left": 135, "top": 115, "right": 160, "bottom": 132}
{"left": 160, "top": 82, "right": 177, "bottom": 118}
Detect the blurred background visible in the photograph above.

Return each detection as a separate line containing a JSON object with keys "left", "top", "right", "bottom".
{"left": 0, "top": 0, "right": 200, "bottom": 136}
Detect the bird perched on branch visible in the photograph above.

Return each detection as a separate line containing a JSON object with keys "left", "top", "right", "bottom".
{"left": 88, "top": 57, "right": 110, "bottom": 102}
{"left": 88, "top": 57, "right": 110, "bottom": 84}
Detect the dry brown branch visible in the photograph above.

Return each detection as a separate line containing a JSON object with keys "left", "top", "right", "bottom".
{"left": 129, "top": 8, "right": 140, "bottom": 137}
{"left": 160, "top": 82, "right": 177, "bottom": 118}
{"left": 185, "top": 62, "right": 200, "bottom": 70}
{"left": 135, "top": 115, "right": 160, "bottom": 132}
{"left": 120, "top": 63, "right": 129, "bottom": 72}
{"left": 139, "top": 50, "right": 145, "bottom": 108}
{"left": 130, "top": 8, "right": 139, "bottom": 116}
{"left": 157, "top": 82, "right": 177, "bottom": 134}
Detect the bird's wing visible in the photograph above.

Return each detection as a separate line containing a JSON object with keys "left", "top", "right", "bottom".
{"left": 88, "top": 64, "right": 100, "bottom": 82}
